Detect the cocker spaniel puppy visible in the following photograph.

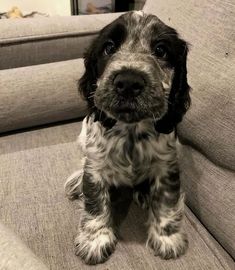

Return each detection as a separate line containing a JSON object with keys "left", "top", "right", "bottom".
{"left": 65, "top": 11, "right": 191, "bottom": 265}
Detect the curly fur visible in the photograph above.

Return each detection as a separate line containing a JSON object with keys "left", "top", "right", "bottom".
{"left": 65, "top": 11, "right": 190, "bottom": 265}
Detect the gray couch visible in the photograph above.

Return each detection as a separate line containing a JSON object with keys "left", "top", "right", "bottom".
{"left": 0, "top": 0, "right": 234, "bottom": 269}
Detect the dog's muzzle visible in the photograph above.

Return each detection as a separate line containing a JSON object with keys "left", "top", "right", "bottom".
{"left": 95, "top": 53, "right": 168, "bottom": 123}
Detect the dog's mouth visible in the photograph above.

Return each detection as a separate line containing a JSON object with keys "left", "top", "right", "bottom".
{"left": 102, "top": 98, "right": 165, "bottom": 123}
{"left": 106, "top": 98, "right": 140, "bottom": 122}
{"left": 112, "top": 99, "right": 137, "bottom": 113}
{"left": 94, "top": 87, "right": 167, "bottom": 122}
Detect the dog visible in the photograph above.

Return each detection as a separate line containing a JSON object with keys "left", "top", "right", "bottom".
{"left": 65, "top": 11, "right": 191, "bottom": 265}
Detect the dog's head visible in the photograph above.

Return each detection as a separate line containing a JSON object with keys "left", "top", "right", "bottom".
{"left": 79, "top": 11, "right": 190, "bottom": 133}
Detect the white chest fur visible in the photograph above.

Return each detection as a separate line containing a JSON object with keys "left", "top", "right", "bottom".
{"left": 78, "top": 116, "right": 177, "bottom": 187}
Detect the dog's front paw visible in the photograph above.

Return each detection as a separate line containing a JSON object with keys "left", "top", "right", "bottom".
{"left": 75, "top": 227, "right": 117, "bottom": 265}
{"left": 147, "top": 231, "right": 188, "bottom": 259}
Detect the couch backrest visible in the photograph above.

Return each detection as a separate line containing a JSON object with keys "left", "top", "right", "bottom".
{"left": 144, "top": 0, "right": 235, "bottom": 259}
{"left": 0, "top": 13, "right": 122, "bottom": 134}
{"left": 0, "top": 13, "right": 121, "bottom": 70}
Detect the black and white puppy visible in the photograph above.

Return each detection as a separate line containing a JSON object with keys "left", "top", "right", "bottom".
{"left": 65, "top": 11, "right": 191, "bottom": 265}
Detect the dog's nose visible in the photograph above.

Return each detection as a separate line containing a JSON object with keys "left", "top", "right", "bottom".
{"left": 113, "top": 70, "right": 145, "bottom": 97}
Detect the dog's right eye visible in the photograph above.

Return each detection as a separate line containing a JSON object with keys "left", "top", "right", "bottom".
{"left": 104, "top": 41, "right": 116, "bottom": 56}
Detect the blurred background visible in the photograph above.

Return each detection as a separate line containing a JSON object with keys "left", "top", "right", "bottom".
{"left": 0, "top": 0, "right": 146, "bottom": 18}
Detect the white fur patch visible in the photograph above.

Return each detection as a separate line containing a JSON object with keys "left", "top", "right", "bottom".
{"left": 147, "top": 230, "right": 187, "bottom": 258}
{"left": 77, "top": 117, "right": 88, "bottom": 153}
{"left": 134, "top": 10, "right": 144, "bottom": 17}
{"left": 75, "top": 226, "right": 116, "bottom": 264}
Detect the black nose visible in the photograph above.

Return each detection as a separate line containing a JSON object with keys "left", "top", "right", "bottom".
{"left": 113, "top": 70, "right": 145, "bottom": 97}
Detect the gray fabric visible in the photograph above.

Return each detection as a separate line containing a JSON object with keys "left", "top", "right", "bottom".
{"left": 0, "top": 34, "right": 97, "bottom": 70}
{"left": 0, "top": 222, "right": 48, "bottom": 270}
{"left": 0, "top": 13, "right": 123, "bottom": 70}
{"left": 144, "top": 0, "right": 235, "bottom": 258}
{"left": 0, "top": 59, "right": 87, "bottom": 134}
{"left": 179, "top": 144, "right": 235, "bottom": 259}
{"left": 144, "top": 0, "right": 235, "bottom": 170}
{"left": 0, "top": 121, "right": 234, "bottom": 270}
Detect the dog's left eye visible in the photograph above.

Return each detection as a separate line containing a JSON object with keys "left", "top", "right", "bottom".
{"left": 154, "top": 44, "right": 168, "bottom": 59}
{"left": 104, "top": 41, "right": 116, "bottom": 56}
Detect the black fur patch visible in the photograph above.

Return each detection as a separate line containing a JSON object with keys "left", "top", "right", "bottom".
{"left": 93, "top": 110, "right": 117, "bottom": 130}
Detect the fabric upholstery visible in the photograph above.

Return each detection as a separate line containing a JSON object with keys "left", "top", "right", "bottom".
{"left": 0, "top": 13, "right": 123, "bottom": 70}
{"left": 179, "top": 144, "right": 235, "bottom": 259}
{"left": 0, "top": 222, "right": 48, "bottom": 270}
{"left": 0, "top": 59, "right": 87, "bottom": 133}
{"left": 0, "top": 121, "right": 234, "bottom": 270}
{"left": 144, "top": 0, "right": 235, "bottom": 258}
{"left": 0, "top": 2, "right": 234, "bottom": 268}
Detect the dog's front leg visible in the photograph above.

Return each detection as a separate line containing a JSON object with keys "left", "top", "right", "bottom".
{"left": 147, "top": 166, "right": 188, "bottom": 259}
{"left": 75, "top": 171, "right": 116, "bottom": 265}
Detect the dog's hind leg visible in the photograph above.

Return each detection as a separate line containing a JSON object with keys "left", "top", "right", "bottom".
{"left": 64, "top": 169, "right": 84, "bottom": 200}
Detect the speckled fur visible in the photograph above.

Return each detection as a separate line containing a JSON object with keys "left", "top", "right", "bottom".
{"left": 65, "top": 115, "right": 188, "bottom": 263}
{"left": 65, "top": 11, "right": 190, "bottom": 265}
{"left": 83, "top": 116, "right": 178, "bottom": 186}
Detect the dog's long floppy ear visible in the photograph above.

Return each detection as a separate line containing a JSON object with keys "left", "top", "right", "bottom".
{"left": 79, "top": 38, "right": 98, "bottom": 108}
{"left": 155, "top": 42, "right": 191, "bottom": 134}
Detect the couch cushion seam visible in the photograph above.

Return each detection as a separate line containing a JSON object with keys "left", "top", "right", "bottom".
{"left": 185, "top": 208, "right": 232, "bottom": 270}
{"left": 0, "top": 31, "right": 98, "bottom": 46}
{"left": 180, "top": 139, "right": 235, "bottom": 172}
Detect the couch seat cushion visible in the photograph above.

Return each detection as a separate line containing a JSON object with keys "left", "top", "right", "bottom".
{"left": 0, "top": 121, "right": 234, "bottom": 270}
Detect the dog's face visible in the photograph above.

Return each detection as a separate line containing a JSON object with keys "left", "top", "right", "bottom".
{"left": 80, "top": 11, "right": 190, "bottom": 133}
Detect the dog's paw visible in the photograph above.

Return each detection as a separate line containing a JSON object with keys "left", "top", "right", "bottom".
{"left": 133, "top": 190, "right": 150, "bottom": 209}
{"left": 147, "top": 231, "right": 188, "bottom": 259}
{"left": 75, "top": 227, "right": 117, "bottom": 265}
{"left": 64, "top": 170, "right": 83, "bottom": 200}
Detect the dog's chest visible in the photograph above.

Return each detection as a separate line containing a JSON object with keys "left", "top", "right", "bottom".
{"left": 81, "top": 117, "right": 176, "bottom": 186}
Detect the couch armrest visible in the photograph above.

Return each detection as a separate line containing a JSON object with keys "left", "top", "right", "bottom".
{"left": 0, "top": 222, "right": 48, "bottom": 270}
{"left": 0, "top": 13, "right": 123, "bottom": 70}
{"left": 0, "top": 59, "right": 87, "bottom": 134}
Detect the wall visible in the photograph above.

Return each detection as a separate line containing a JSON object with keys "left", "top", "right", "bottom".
{"left": 0, "top": 0, "right": 71, "bottom": 16}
